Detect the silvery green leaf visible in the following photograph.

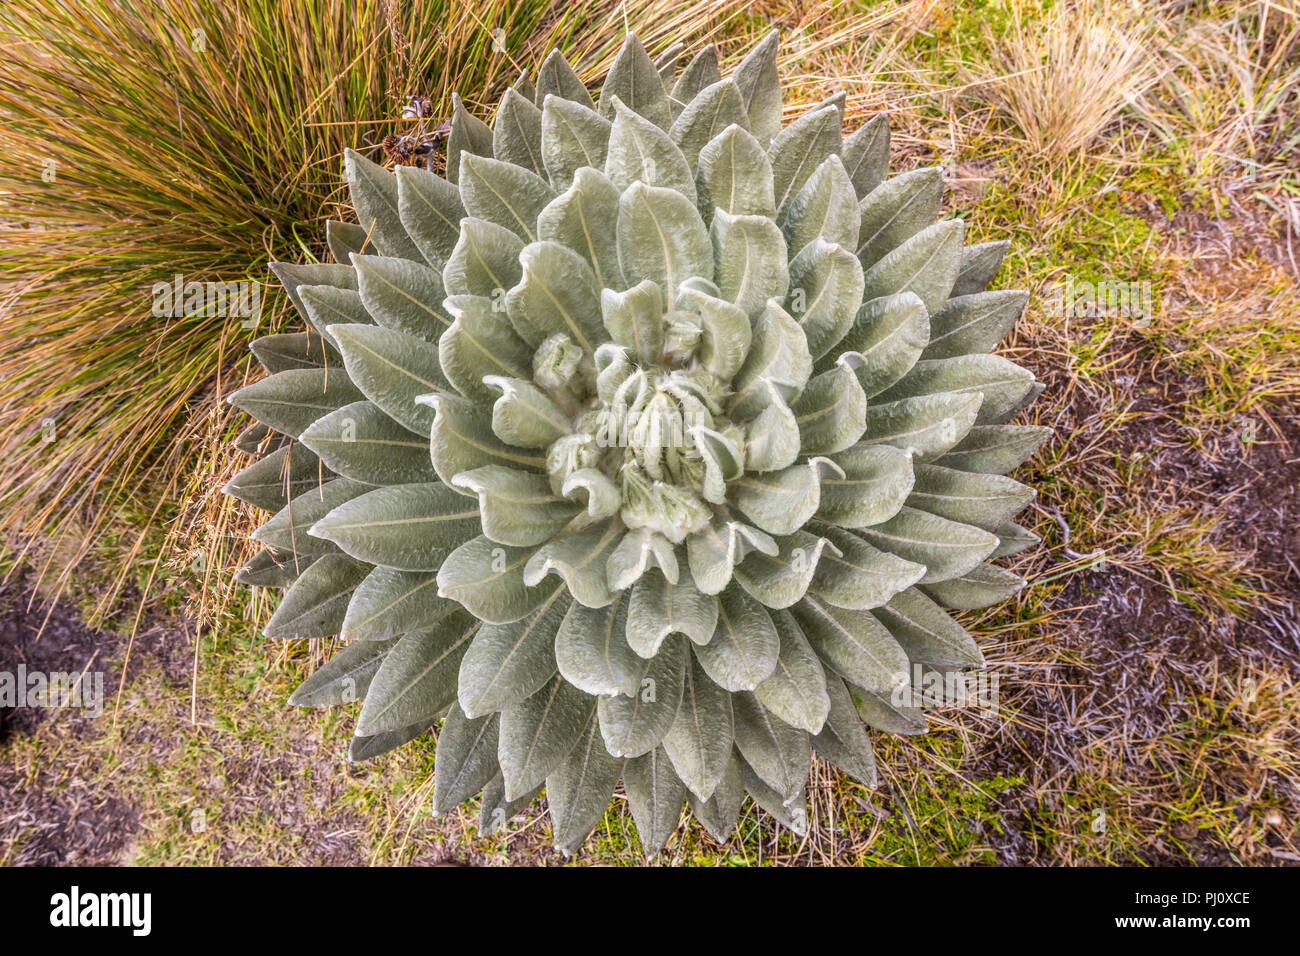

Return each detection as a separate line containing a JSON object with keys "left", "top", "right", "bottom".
{"left": 732, "top": 30, "right": 781, "bottom": 147}
{"left": 349, "top": 720, "right": 431, "bottom": 762}
{"left": 343, "top": 148, "right": 422, "bottom": 261}
{"left": 841, "top": 112, "right": 890, "bottom": 198}
{"left": 223, "top": 443, "right": 326, "bottom": 512}
{"left": 951, "top": 239, "right": 1010, "bottom": 297}
{"left": 734, "top": 530, "right": 836, "bottom": 610}
{"left": 923, "top": 290, "right": 1028, "bottom": 359}
{"left": 423, "top": 392, "right": 547, "bottom": 488}
{"left": 309, "top": 482, "right": 479, "bottom": 571}
{"left": 671, "top": 45, "right": 721, "bottom": 110}
{"left": 327, "top": 219, "right": 372, "bottom": 263}
{"left": 396, "top": 164, "right": 465, "bottom": 270}
{"left": 627, "top": 568, "right": 719, "bottom": 655}
{"left": 482, "top": 376, "right": 571, "bottom": 448}
{"left": 492, "top": 87, "right": 544, "bottom": 175}
{"left": 989, "top": 379, "right": 1044, "bottom": 424}
{"left": 814, "top": 90, "right": 847, "bottom": 121}
{"left": 536, "top": 49, "right": 595, "bottom": 110}
{"left": 663, "top": 653, "right": 734, "bottom": 800}
{"left": 936, "top": 424, "right": 1051, "bottom": 475}
{"left": 601, "top": 279, "right": 664, "bottom": 365}
{"left": 357, "top": 611, "right": 478, "bottom": 735}
{"left": 806, "top": 524, "right": 925, "bottom": 610}
{"left": 452, "top": 465, "right": 579, "bottom": 547}
{"left": 562, "top": 468, "right": 621, "bottom": 519}
{"left": 228, "top": 367, "right": 363, "bottom": 439}
{"left": 236, "top": 547, "right": 307, "bottom": 589}
{"left": 479, "top": 773, "right": 542, "bottom": 835}
{"left": 921, "top": 563, "right": 1026, "bottom": 609}
{"left": 234, "top": 422, "right": 282, "bottom": 456}
{"left": 458, "top": 153, "right": 555, "bottom": 241}
{"left": 599, "top": 34, "right": 671, "bottom": 130}
{"left": 769, "top": 104, "right": 841, "bottom": 219}
{"left": 855, "top": 506, "right": 998, "bottom": 583}
{"left": 743, "top": 765, "right": 806, "bottom": 834}
{"left": 556, "top": 590, "right": 641, "bottom": 696}
{"left": 289, "top": 636, "right": 396, "bottom": 708}
{"left": 299, "top": 401, "right": 438, "bottom": 485}
{"left": 783, "top": 155, "right": 860, "bottom": 257}
{"left": 606, "top": 528, "right": 679, "bottom": 591}
{"left": 437, "top": 535, "right": 562, "bottom": 624}
{"left": 818, "top": 443, "right": 915, "bottom": 528}
{"left": 692, "top": 426, "right": 743, "bottom": 504}
{"left": 687, "top": 749, "right": 744, "bottom": 841}
{"left": 439, "top": 295, "right": 533, "bottom": 403}
{"left": 540, "top": 96, "right": 611, "bottom": 191}
{"left": 992, "top": 520, "right": 1039, "bottom": 557}
{"left": 263, "top": 554, "right": 369, "bottom": 639}
{"left": 679, "top": 286, "right": 751, "bottom": 381}
{"left": 794, "top": 594, "right": 909, "bottom": 696}
{"left": 655, "top": 42, "right": 685, "bottom": 85}
{"left": 617, "top": 182, "right": 713, "bottom": 307}
{"left": 812, "top": 666, "right": 878, "bottom": 786}
{"left": 442, "top": 217, "right": 524, "bottom": 298}
{"left": 743, "top": 383, "right": 800, "bottom": 472}
{"left": 505, "top": 241, "right": 604, "bottom": 351}
{"left": 252, "top": 477, "right": 370, "bottom": 555}
{"left": 791, "top": 363, "right": 867, "bottom": 456}
{"left": 598, "top": 633, "right": 687, "bottom": 757}
{"left": 352, "top": 253, "right": 450, "bottom": 343}
{"left": 342, "top": 566, "right": 458, "bottom": 641}
{"left": 523, "top": 518, "right": 623, "bottom": 608}
{"left": 669, "top": 79, "right": 748, "bottom": 172}
{"left": 694, "top": 583, "right": 779, "bottom": 691}
{"left": 446, "top": 92, "right": 493, "bottom": 186}
{"left": 876, "top": 354, "right": 1036, "bottom": 425}
{"left": 849, "top": 681, "right": 928, "bottom": 735}
{"left": 268, "top": 261, "right": 356, "bottom": 322}
{"left": 514, "top": 72, "right": 536, "bottom": 102}
{"left": 710, "top": 209, "right": 788, "bottom": 319}
{"left": 538, "top": 166, "right": 623, "bottom": 289}
{"left": 729, "top": 299, "right": 811, "bottom": 419}
{"left": 844, "top": 294, "right": 960, "bottom": 407}
{"left": 546, "top": 710, "right": 624, "bottom": 854}
{"left": 606, "top": 97, "right": 695, "bottom": 198}
{"left": 329, "top": 323, "right": 449, "bottom": 434}
{"left": 499, "top": 672, "right": 597, "bottom": 800}
{"left": 299, "top": 285, "right": 371, "bottom": 345}
{"left": 785, "top": 239, "right": 863, "bottom": 362}
{"left": 457, "top": 589, "right": 568, "bottom": 717}
{"left": 858, "top": 392, "right": 982, "bottom": 460}
{"left": 695, "top": 124, "right": 776, "bottom": 220}
{"left": 730, "top": 457, "right": 836, "bottom": 537}
{"left": 432, "top": 706, "right": 498, "bottom": 812}
{"left": 872, "top": 586, "right": 983, "bottom": 668}
{"left": 907, "top": 462, "right": 1035, "bottom": 531}
{"left": 855, "top": 167, "right": 943, "bottom": 269}
{"left": 732, "top": 692, "right": 809, "bottom": 800}
{"left": 861, "top": 219, "right": 964, "bottom": 313}
{"left": 623, "top": 747, "right": 686, "bottom": 856}
{"left": 251, "top": 331, "right": 339, "bottom": 373}
{"left": 755, "top": 609, "right": 831, "bottom": 734}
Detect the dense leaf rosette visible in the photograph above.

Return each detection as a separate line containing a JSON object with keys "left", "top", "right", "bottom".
{"left": 225, "top": 31, "right": 1047, "bottom": 854}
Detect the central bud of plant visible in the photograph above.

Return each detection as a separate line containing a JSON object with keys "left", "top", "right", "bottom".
{"left": 538, "top": 280, "right": 746, "bottom": 544}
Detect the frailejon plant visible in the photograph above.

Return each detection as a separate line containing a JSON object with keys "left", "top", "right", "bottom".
{"left": 225, "top": 31, "right": 1047, "bottom": 855}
